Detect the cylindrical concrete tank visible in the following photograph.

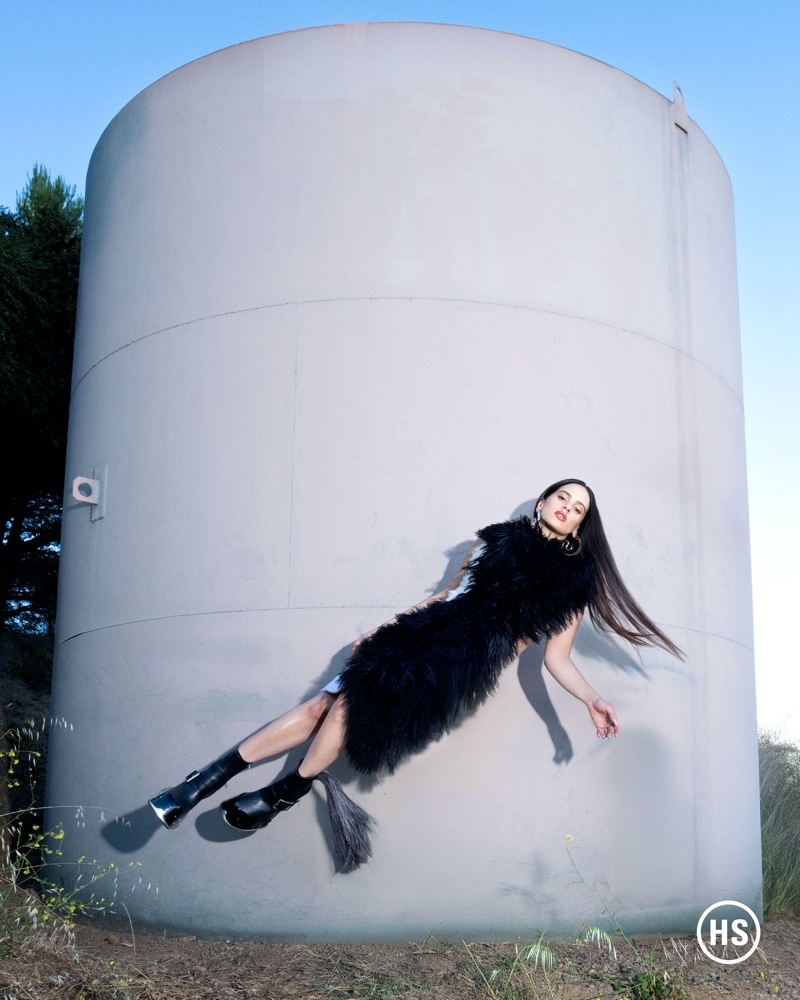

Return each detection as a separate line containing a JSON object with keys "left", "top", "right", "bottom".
{"left": 48, "top": 23, "right": 757, "bottom": 940}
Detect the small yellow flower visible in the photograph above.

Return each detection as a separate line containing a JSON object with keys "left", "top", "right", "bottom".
{"left": 566, "top": 834, "right": 573, "bottom": 841}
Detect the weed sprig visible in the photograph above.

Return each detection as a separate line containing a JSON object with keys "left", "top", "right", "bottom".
{"left": 1, "top": 720, "right": 141, "bottom": 959}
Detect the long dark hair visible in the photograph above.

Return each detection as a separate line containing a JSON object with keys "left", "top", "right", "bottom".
{"left": 538, "top": 479, "right": 683, "bottom": 659}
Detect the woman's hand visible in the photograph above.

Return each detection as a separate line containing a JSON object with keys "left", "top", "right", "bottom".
{"left": 588, "top": 697, "right": 620, "bottom": 739}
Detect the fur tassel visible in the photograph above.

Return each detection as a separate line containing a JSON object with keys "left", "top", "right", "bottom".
{"left": 314, "top": 772, "right": 375, "bottom": 871}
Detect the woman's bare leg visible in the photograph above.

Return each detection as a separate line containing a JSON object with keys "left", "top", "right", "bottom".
{"left": 151, "top": 691, "right": 347, "bottom": 831}
{"left": 221, "top": 695, "right": 350, "bottom": 833}
{"left": 221, "top": 693, "right": 370, "bottom": 868}
{"left": 238, "top": 691, "right": 336, "bottom": 763}
{"left": 297, "top": 695, "right": 348, "bottom": 777}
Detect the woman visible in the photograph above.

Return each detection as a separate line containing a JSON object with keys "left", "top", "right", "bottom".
{"left": 150, "top": 479, "right": 681, "bottom": 869}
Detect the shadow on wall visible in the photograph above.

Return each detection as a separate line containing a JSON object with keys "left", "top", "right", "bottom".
{"left": 516, "top": 629, "right": 645, "bottom": 767}
{"left": 101, "top": 499, "right": 657, "bottom": 860}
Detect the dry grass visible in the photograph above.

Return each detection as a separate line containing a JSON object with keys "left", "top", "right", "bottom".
{"left": 1, "top": 909, "right": 799, "bottom": 1000}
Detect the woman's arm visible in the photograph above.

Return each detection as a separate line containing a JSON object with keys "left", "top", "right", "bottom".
{"left": 543, "top": 613, "right": 620, "bottom": 739}
{"left": 351, "top": 540, "right": 482, "bottom": 652}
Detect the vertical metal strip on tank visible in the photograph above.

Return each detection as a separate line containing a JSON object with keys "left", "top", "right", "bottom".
{"left": 669, "top": 82, "right": 707, "bottom": 905}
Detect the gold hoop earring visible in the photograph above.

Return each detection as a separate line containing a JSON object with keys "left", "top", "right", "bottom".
{"left": 562, "top": 535, "right": 582, "bottom": 557}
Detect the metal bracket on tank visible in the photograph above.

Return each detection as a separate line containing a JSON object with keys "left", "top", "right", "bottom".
{"left": 72, "top": 464, "right": 107, "bottom": 521}
{"left": 672, "top": 82, "right": 689, "bottom": 133}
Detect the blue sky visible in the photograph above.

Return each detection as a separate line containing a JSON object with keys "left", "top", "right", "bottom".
{"left": 3, "top": 0, "right": 797, "bottom": 737}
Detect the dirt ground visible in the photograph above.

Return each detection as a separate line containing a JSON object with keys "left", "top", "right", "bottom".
{"left": 1, "top": 912, "right": 799, "bottom": 1000}
{"left": 2, "top": 643, "right": 797, "bottom": 1000}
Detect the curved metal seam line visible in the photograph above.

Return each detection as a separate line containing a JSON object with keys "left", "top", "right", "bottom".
{"left": 664, "top": 623, "right": 752, "bottom": 652}
{"left": 70, "top": 296, "right": 744, "bottom": 408}
{"left": 57, "top": 609, "right": 752, "bottom": 654}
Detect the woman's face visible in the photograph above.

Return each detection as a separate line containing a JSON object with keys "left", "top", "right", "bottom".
{"left": 536, "top": 483, "right": 590, "bottom": 540}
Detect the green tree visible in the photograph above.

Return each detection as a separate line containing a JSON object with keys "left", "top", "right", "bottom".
{"left": 0, "top": 165, "right": 83, "bottom": 632}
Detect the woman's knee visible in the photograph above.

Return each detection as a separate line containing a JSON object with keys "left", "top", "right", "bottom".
{"left": 307, "top": 691, "right": 336, "bottom": 723}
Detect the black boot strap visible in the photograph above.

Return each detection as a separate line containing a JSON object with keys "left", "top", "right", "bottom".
{"left": 271, "top": 795, "right": 297, "bottom": 811}
{"left": 271, "top": 768, "right": 313, "bottom": 803}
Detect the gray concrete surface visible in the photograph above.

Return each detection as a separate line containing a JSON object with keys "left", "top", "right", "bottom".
{"left": 47, "top": 22, "right": 758, "bottom": 939}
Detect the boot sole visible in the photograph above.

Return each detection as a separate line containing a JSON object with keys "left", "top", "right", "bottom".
{"left": 220, "top": 798, "right": 279, "bottom": 831}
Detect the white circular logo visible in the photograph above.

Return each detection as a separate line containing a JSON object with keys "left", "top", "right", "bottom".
{"left": 696, "top": 900, "right": 761, "bottom": 965}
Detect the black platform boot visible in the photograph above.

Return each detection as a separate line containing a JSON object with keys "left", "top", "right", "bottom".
{"left": 149, "top": 748, "right": 248, "bottom": 829}
{"left": 220, "top": 765, "right": 312, "bottom": 831}
{"left": 221, "top": 765, "right": 376, "bottom": 871}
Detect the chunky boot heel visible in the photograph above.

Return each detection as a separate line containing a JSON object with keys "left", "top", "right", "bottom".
{"left": 149, "top": 749, "right": 247, "bottom": 829}
{"left": 221, "top": 766, "right": 313, "bottom": 831}
{"left": 149, "top": 789, "right": 185, "bottom": 829}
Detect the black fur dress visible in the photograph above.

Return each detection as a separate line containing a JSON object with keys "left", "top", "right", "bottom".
{"left": 339, "top": 517, "right": 596, "bottom": 775}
